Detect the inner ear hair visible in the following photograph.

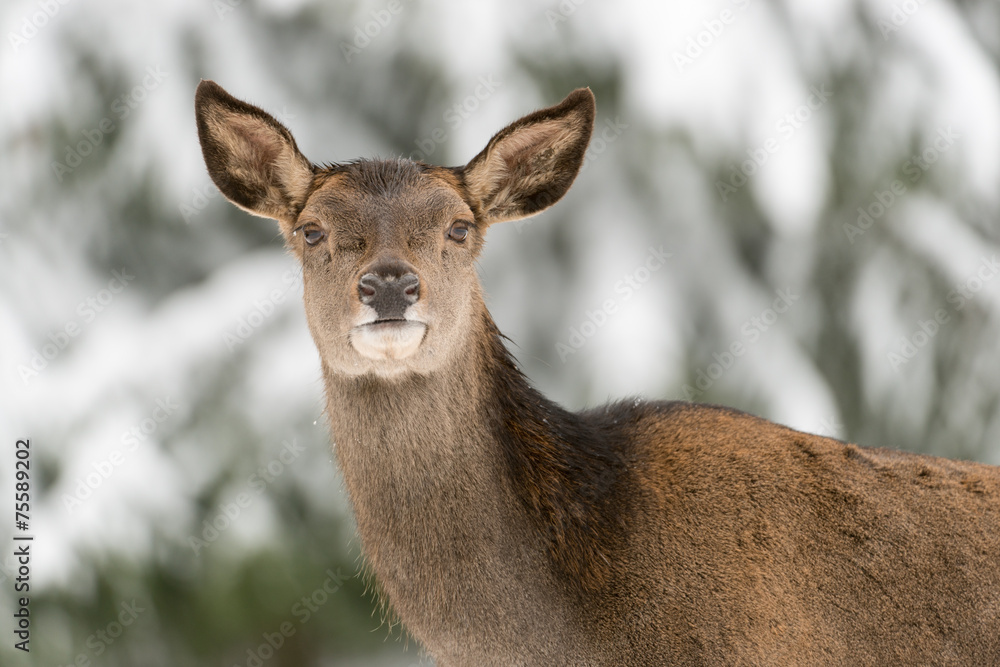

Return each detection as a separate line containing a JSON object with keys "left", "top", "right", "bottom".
{"left": 195, "top": 80, "right": 314, "bottom": 222}
{"left": 462, "top": 88, "right": 595, "bottom": 225}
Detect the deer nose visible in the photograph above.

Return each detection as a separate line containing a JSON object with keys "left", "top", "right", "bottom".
{"left": 358, "top": 269, "right": 420, "bottom": 320}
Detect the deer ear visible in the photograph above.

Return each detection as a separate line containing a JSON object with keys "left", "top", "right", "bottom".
{"left": 461, "top": 88, "right": 595, "bottom": 225}
{"left": 195, "top": 80, "right": 314, "bottom": 222}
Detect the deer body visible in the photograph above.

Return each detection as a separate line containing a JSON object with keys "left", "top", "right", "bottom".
{"left": 196, "top": 81, "right": 1000, "bottom": 666}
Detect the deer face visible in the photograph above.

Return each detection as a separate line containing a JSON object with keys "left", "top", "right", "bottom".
{"left": 195, "top": 81, "right": 594, "bottom": 378}
{"left": 290, "top": 162, "right": 481, "bottom": 377}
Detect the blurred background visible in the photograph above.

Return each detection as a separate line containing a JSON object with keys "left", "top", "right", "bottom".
{"left": 2, "top": 0, "right": 1000, "bottom": 664}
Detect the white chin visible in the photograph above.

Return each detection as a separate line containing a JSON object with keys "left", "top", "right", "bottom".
{"left": 350, "top": 321, "right": 427, "bottom": 361}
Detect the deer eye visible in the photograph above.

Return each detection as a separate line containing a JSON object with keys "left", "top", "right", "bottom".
{"left": 448, "top": 221, "right": 470, "bottom": 243}
{"left": 294, "top": 222, "right": 326, "bottom": 247}
{"left": 303, "top": 227, "right": 326, "bottom": 246}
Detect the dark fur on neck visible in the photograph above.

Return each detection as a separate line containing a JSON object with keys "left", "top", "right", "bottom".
{"left": 481, "top": 314, "right": 636, "bottom": 592}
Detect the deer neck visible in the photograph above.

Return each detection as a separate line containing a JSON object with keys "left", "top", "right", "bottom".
{"left": 324, "top": 308, "right": 507, "bottom": 492}
{"left": 320, "top": 307, "right": 608, "bottom": 655}
{"left": 323, "top": 308, "right": 539, "bottom": 557}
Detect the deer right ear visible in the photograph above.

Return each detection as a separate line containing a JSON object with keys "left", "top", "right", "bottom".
{"left": 194, "top": 80, "right": 314, "bottom": 222}
{"left": 461, "top": 88, "right": 595, "bottom": 226}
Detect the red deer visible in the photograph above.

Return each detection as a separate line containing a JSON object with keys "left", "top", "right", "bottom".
{"left": 195, "top": 80, "right": 1000, "bottom": 666}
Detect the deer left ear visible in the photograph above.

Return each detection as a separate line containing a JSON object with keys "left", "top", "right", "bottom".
{"left": 461, "top": 88, "right": 595, "bottom": 225}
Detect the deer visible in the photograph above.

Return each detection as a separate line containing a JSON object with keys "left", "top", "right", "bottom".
{"left": 195, "top": 80, "right": 1000, "bottom": 666}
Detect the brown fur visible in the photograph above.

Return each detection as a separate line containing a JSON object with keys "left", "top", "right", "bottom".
{"left": 196, "top": 80, "right": 1000, "bottom": 666}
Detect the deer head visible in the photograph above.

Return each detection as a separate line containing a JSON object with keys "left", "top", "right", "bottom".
{"left": 195, "top": 80, "right": 595, "bottom": 379}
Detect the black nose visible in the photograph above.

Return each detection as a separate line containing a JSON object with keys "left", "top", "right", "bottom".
{"left": 358, "top": 267, "right": 420, "bottom": 320}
